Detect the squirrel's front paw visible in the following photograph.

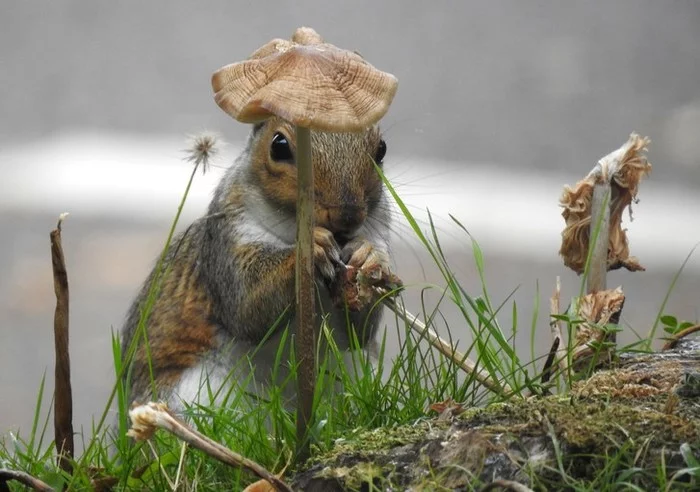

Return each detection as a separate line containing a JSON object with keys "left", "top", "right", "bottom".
{"left": 314, "top": 226, "right": 341, "bottom": 280}
{"left": 341, "top": 238, "right": 393, "bottom": 284}
{"left": 334, "top": 238, "right": 402, "bottom": 311}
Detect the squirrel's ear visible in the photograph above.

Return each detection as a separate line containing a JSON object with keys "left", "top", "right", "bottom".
{"left": 375, "top": 138, "right": 387, "bottom": 164}
{"left": 252, "top": 122, "right": 265, "bottom": 135}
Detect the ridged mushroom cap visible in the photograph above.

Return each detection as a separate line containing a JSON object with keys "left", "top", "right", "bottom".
{"left": 211, "top": 27, "right": 398, "bottom": 132}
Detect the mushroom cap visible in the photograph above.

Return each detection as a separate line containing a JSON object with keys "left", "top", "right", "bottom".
{"left": 211, "top": 27, "right": 398, "bottom": 132}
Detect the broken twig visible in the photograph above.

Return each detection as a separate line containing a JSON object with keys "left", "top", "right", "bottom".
{"left": 0, "top": 469, "right": 54, "bottom": 492}
{"left": 50, "top": 213, "right": 74, "bottom": 473}
{"left": 379, "top": 291, "right": 511, "bottom": 395}
{"left": 128, "top": 402, "right": 292, "bottom": 492}
{"left": 662, "top": 324, "right": 700, "bottom": 351}
{"left": 540, "top": 337, "right": 560, "bottom": 387}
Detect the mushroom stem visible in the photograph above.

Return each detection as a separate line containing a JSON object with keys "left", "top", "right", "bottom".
{"left": 587, "top": 183, "right": 610, "bottom": 295}
{"left": 294, "top": 124, "right": 315, "bottom": 462}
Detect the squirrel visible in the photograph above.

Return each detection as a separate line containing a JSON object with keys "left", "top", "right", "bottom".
{"left": 120, "top": 116, "right": 396, "bottom": 411}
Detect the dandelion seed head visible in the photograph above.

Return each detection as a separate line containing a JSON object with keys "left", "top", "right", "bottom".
{"left": 185, "top": 132, "right": 220, "bottom": 175}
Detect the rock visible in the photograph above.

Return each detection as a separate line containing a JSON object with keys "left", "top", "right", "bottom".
{"left": 292, "top": 338, "right": 700, "bottom": 490}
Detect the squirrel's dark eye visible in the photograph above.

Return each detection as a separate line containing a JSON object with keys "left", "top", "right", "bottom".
{"left": 270, "top": 132, "right": 294, "bottom": 162}
{"left": 375, "top": 139, "right": 387, "bottom": 164}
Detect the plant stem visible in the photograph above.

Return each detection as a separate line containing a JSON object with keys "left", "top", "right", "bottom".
{"left": 0, "top": 469, "right": 54, "bottom": 492}
{"left": 78, "top": 137, "right": 212, "bottom": 466}
{"left": 50, "top": 214, "right": 73, "bottom": 474}
{"left": 380, "top": 292, "right": 511, "bottom": 395}
{"left": 128, "top": 403, "right": 292, "bottom": 492}
{"left": 587, "top": 182, "right": 612, "bottom": 344}
{"left": 587, "top": 183, "right": 610, "bottom": 294}
{"left": 295, "top": 125, "right": 315, "bottom": 463}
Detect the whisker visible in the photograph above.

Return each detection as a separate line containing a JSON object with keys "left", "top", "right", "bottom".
{"left": 364, "top": 217, "right": 431, "bottom": 280}
{"left": 385, "top": 166, "right": 456, "bottom": 186}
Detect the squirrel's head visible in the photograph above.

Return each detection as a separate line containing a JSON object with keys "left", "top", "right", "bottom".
{"left": 249, "top": 117, "right": 387, "bottom": 240}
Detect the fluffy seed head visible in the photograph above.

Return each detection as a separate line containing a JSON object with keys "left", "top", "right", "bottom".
{"left": 185, "top": 132, "right": 219, "bottom": 174}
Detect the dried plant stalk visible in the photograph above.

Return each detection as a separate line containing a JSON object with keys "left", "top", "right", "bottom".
{"left": 662, "top": 324, "right": 700, "bottom": 351}
{"left": 559, "top": 133, "right": 651, "bottom": 275}
{"left": 0, "top": 469, "right": 54, "bottom": 492}
{"left": 587, "top": 183, "right": 611, "bottom": 294}
{"left": 50, "top": 213, "right": 74, "bottom": 473}
{"left": 542, "top": 278, "right": 566, "bottom": 386}
{"left": 128, "top": 402, "right": 292, "bottom": 492}
{"left": 549, "top": 276, "right": 568, "bottom": 375}
{"left": 379, "top": 291, "right": 511, "bottom": 395}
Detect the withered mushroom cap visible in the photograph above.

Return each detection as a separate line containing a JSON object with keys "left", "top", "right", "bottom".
{"left": 559, "top": 133, "right": 651, "bottom": 274}
{"left": 211, "top": 27, "right": 398, "bottom": 132}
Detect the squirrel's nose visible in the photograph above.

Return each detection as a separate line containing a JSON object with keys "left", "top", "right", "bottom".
{"left": 330, "top": 205, "right": 365, "bottom": 233}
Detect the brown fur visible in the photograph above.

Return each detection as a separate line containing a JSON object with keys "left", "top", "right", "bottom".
{"left": 127, "top": 231, "right": 217, "bottom": 403}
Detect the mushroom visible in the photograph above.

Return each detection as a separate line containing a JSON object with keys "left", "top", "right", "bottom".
{"left": 211, "top": 27, "right": 398, "bottom": 461}
{"left": 559, "top": 133, "right": 651, "bottom": 288}
{"left": 211, "top": 28, "right": 398, "bottom": 132}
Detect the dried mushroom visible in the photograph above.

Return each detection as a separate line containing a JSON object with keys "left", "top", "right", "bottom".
{"left": 559, "top": 133, "right": 651, "bottom": 274}
{"left": 212, "top": 28, "right": 398, "bottom": 132}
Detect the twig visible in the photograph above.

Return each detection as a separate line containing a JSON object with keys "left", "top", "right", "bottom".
{"left": 0, "top": 469, "right": 54, "bottom": 492}
{"left": 379, "top": 291, "right": 511, "bottom": 395}
{"left": 128, "top": 402, "right": 293, "bottom": 492}
{"left": 662, "top": 324, "right": 700, "bottom": 351}
{"left": 50, "top": 213, "right": 74, "bottom": 473}
{"left": 540, "top": 337, "right": 560, "bottom": 386}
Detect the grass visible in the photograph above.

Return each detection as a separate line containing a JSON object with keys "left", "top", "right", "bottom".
{"left": 1, "top": 151, "right": 697, "bottom": 491}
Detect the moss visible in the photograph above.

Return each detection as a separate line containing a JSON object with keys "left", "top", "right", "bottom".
{"left": 291, "top": 339, "right": 700, "bottom": 489}
{"left": 314, "top": 462, "right": 388, "bottom": 491}
{"left": 295, "top": 392, "right": 700, "bottom": 490}
{"left": 459, "top": 395, "right": 699, "bottom": 451}
{"left": 311, "top": 420, "right": 447, "bottom": 466}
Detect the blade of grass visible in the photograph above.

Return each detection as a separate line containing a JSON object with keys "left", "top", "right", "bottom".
{"left": 645, "top": 243, "right": 699, "bottom": 351}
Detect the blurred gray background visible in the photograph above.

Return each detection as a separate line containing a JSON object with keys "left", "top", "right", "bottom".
{"left": 2, "top": 1, "right": 699, "bottom": 441}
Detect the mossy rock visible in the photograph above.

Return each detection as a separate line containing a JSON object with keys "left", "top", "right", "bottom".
{"left": 293, "top": 339, "right": 700, "bottom": 491}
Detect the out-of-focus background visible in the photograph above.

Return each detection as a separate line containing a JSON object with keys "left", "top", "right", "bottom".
{"left": 2, "top": 1, "right": 699, "bottom": 440}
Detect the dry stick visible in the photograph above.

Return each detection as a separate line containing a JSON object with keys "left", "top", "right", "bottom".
{"left": 662, "top": 324, "right": 700, "bottom": 351}
{"left": 379, "top": 292, "right": 511, "bottom": 395}
{"left": 128, "top": 403, "right": 292, "bottom": 492}
{"left": 294, "top": 125, "right": 315, "bottom": 463}
{"left": 540, "top": 337, "right": 560, "bottom": 386}
{"left": 0, "top": 469, "right": 54, "bottom": 492}
{"left": 50, "top": 213, "right": 74, "bottom": 473}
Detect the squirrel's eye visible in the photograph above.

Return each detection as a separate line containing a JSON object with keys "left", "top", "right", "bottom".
{"left": 375, "top": 139, "right": 387, "bottom": 164}
{"left": 270, "top": 132, "right": 294, "bottom": 162}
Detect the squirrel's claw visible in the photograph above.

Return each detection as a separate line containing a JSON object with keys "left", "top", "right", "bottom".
{"left": 333, "top": 237, "right": 402, "bottom": 311}
{"left": 342, "top": 238, "right": 392, "bottom": 284}
{"left": 313, "top": 227, "right": 341, "bottom": 280}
